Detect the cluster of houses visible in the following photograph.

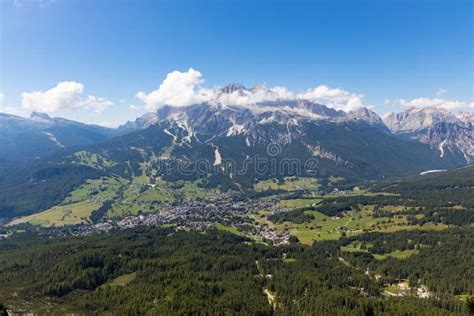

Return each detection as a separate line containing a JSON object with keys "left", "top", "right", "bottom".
{"left": 69, "top": 191, "right": 291, "bottom": 245}
{"left": 3, "top": 187, "right": 347, "bottom": 245}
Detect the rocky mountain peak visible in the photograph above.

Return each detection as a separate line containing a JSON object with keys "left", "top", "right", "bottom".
{"left": 219, "top": 83, "right": 247, "bottom": 94}
{"left": 119, "top": 112, "right": 160, "bottom": 131}
{"left": 458, "top": 112, "right": 474, "bottom": 125}
{"left": 30, "top": 111, "right": 52, "bottom": 123}
{"left": 383, "top": 107, "right": 460, "bottom": 133}
{"left": 346, "top": 107, "right": 388, "bottom": 132}
{"left": 383, "top": 107, "right": 473, "bottom": 163}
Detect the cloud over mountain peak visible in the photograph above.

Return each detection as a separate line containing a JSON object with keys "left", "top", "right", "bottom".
{"left": 135, "top": 68, "right": 367, "bottom": 113}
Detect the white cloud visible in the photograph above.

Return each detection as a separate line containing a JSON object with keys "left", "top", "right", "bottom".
{"left": 82, "top": 95, "right": 113, "bottom": 113}
{"left": 436, "top": 88, "right": 448, "bottom": 97}
{"left": 0, "top": 106, "right": 26, "bottom": 116}
{"left": 129, "top": 104, "right": 142, "bottom": 112}
{"left": 137, "top": 69, "right": 366, "bottom": 113}
{"left": 217, "top": 85, "right": 294, "bottom": 106}
{"left": 215, "top": 83, "right": 364, "bottom": 112}
{"left": 137, "top": 68, "right": 214, "bottom": 111}
{"left": 398, "top": 97, "right": 474, "bottom": 112}
{"left": 22, "top": 81, "right": 113, "bottom": 114}
{"left": 0, "top": 93, "right": 28, "bottom": 116}
{"left": 298, "top": 85, "right": 364, "bottom": 112}
{"left": 97, "top": 120, "right": 121, "bottom": 128}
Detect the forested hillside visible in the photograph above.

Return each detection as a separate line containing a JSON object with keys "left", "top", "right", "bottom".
{"left": 0, "top": 227, "right": 472, "bottom": 315}
{"left": 373, "top": 165, "right": 474, "bottom": 208}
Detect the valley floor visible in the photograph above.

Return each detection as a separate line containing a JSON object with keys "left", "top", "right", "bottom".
{"left": 1, "top": 171, "right": 473, "bottom": 314}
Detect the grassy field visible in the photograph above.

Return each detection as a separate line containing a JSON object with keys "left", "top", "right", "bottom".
{"left": 282, "top": 216, "right": 347, "bottom": 244}
{"left": 9, "top": 201, "right": 101, "bottom": 227}
{"left": 109, "top": 186, "right": 171, "bottom": 217}
{"left": 278, "top": 198, "right": 322, "bottom": 209}
{"left": 215, "top": 223, "right": 244, "bottom": 236}
{"left": 341, "top": 241, "right": 419, "bottom": 260}
{"left": 108, "top": 176, "right": 216, "bottom": 217}
{"left": 252, "top": 201, "right": 450, "bottom": 245}
{"left": 72, "top": 150, "right": 116, "bottom": 170}
{"left": 9, "top": 177, "right": 123, "bottom": 227}
{"left": 373, "top": 249, "right": 419, "bottom": 260}
{"left": 180, "top": 181, "right": 215, "bottom": 200}
{"left": 384, "top": 285, "right": 402, "bottom": 295}
{"left": 108, "top": 173, "right": 172, "bottom": 217}
{"left": 254, "top": 177, "right": 319, "bottom": 192}
{"left": 64, "top": 177, "right": 125, "bottom": 204}
{"left": 105, "top": 272, "right": 137, "bottom": 287}
{"left": 12, "top": 172, "right": 214, "bottom": 223}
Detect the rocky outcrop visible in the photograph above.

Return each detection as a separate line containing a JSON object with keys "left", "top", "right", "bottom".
{"left": 383, "top": 107, "right": 473, "bottom": 163}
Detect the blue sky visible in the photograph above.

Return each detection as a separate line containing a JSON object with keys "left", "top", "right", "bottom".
{"left": 0, "top": 0, "right": 472, "bottom": 126}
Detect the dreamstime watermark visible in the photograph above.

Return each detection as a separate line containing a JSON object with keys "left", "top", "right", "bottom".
{"left": 153, "top": 142, "right": 320, "bottom": 178}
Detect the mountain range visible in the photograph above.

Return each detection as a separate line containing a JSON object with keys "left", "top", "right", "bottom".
{"left": 384, "top": 107, "right": 473, "bottom": 164}
{"left": 0, "top": 111, "right": 121, "bottom": 172}
{"left": 0, "top": 84, "right": 472, "bottom": 219}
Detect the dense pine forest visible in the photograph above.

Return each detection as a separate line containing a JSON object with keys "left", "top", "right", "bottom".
{"left": 2, "top": 0, "right": 473, "bottom": 314}
{"left": 0, "top": 227, "right": 472, "bottom": 315}
{"left": 0, "top": 165, "right": 473, "bottom": 315}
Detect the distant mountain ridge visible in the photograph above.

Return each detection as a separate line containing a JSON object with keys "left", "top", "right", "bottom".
{"left": 383, "top": 107, "right": 474, "bottom": 163}
{"left": 0, "top": 112, "right": 121, "bottom": 171}
{"left": 118, "top": 86, "right": 472, "bottom": 169}
{"left": 120, "top": 83, "right": 387, "bottom": 133}
{"left": 0, "top": 87, "right": 471, "bottom": 219}
{"left": 3, "top": 87, "right": 471, "bottom": 172}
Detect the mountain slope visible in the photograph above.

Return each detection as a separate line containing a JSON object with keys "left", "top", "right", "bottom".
{"left": 0, "top": 112, "right": 121, "bottom": 172}
{"left": 372, "top": 164, "right": 474, "bottom": 208}
{"left": 383, "top": 107, "right": 474, "bottom": 163}
{"left": 0, "top": 100, "right": 464, "bottom": 219}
